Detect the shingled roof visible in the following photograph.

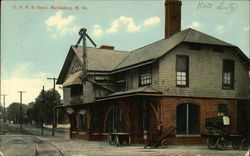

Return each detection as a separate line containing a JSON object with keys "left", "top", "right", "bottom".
{"left": 114, "top": 28, "right": 236, "bottom": 70}
{"left": 57, "top": 28, "right": 249, "bottom": 84}
{"left": 57, "top": 46, "right": 129, "bottom": 84}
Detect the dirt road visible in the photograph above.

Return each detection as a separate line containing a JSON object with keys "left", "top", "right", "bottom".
{"left": 0, "top": 123, "right": 249, "bottom": 156}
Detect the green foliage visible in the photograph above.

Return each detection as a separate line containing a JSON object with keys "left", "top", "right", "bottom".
{"left": 6, "top": 103, "right": 29, "bottom": 124}
{"left": 27, "top": 89, "right": 66, "bottom": 124}
{"left": 0, "top": 106, "right": 4, "bottom": 120}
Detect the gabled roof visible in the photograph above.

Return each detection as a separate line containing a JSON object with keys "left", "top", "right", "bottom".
{"left": 114, "top": 28, "right": 236, "bottom": 70}
{"left": 72, "top": 46, "right": 129, "bottom": 71}
{"left": 57, "top": 46, "right": 129, "bottom": 84}
{"left": 57, "top": 28, "right": 249, "bottom": 84}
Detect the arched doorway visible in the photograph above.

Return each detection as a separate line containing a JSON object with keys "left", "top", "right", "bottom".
{"left": 176, "top": 103, "right": 200, "bottom": 134}
{"left": 105, "top": 106, "right": 126, "bottom": 133}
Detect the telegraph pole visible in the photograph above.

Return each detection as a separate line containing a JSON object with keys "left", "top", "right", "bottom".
{"left": 18, "top": 91, "right": 25, "bottom": 133}
{"left": 47, "top": 77, "right": 57, "bottom": 136}
{"left": 41, "top": 86, "right": 45, "bottom": 136}
{"left": 1, "top": 94, "right": 7, "bottom": 124}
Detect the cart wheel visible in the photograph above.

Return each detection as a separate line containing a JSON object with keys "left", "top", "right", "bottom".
{"left": 207, "top": 137, "right": 217, "bottom": 150}
{"left": 160, "top": 139, "right": 168, "bottom": 148}
{"left": 114, "top": 135, "right": 120, "bottom": 146}
{"left": 216, "top": 136, "right": 229, "bottom": 150}
{"left": 241, "top": 138, "right": 250, "bottom": 150}
{"left": 108, "top": 135, "right": 113, "bottom": 145}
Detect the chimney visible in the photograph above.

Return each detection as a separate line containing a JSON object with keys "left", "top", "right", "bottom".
{"left": 99, "top": 45, "right": 115, "bottom": 50}
{"left": 165, "top": 0, "right": 182, "bottom": 38}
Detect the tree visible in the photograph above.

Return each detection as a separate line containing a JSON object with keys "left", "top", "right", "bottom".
{"left": 30, "top": 89, "right": 66, "bottom": 125}
{"left": 6, "top": 103, "right": 29, "bottom": 124}
{"left": 0, "top": 105, "right": 3, "bottom": 121}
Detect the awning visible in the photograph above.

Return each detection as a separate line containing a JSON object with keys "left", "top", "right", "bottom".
{"left": 107, "top": 86, "right": 162, "bottom": 97}
{"left": 63, "top": 71, "right": 82, "bottom": 87}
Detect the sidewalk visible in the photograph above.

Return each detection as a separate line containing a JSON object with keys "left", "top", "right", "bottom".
{"left": 1, "top": 123, "right": 69, "bottom": 139}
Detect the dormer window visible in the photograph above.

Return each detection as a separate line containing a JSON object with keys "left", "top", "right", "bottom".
{"left": 139, "top": 67, "right": 152, "bottom": 86}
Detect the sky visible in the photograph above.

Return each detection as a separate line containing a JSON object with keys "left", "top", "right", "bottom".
{"left": 1, "top": 0, "right": 249, "bottom": 107}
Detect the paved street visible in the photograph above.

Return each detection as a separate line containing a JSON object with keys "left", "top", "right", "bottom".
{"left": 0, "top": 123, "right": 249, "bottom": 156}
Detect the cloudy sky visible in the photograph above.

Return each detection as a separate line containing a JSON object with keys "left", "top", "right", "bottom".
{"left": 1, "top": 0, "right": 249, "bottom": 107}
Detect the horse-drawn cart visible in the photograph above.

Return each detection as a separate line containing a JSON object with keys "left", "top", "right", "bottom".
{"left": 205, "top": 116, "right": 250, "bottom": 150}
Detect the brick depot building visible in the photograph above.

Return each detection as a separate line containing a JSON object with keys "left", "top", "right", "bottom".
{"left": 56, "top": 0, "right": 250, "bottom": 145}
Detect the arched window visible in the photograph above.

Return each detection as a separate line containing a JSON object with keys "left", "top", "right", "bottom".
{"left": 176, "top": 103, "right": 200, "bottom": 134}
{"left": 105, "top": 106, "right": 125, "bottom": 133}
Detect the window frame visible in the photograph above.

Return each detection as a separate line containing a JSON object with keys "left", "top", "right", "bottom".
{"left": 218, "top": 103, "right": 228, "bottom": 116}
{"left": 139, "top": 67, "right": 152, "bottom": 87}
{"left": 91, "top": 105, "right": 100, "bottom": 133}
{"left": 105, "top": 106, "right": 126, "bottom": 133}
{"left": 176, "top": 55, "right": 189, "bottom": 87}
{"left": 78, "top": 113, "right": 87, "bottom": 132}
{"left": 115, "top": 73, "right": 127, "bottom": 91}
{"left": 222, "top": 59, "right": 235, "bottom": 90}
{"left": 176, "top": 103, "right": 200, "bottom": 135}
{"left": 70, "top": 85, "right": 83, "bottom": 97}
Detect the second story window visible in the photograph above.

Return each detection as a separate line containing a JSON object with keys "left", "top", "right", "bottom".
{"left": 176, "top": 55, "right": 189, "bottom": 87}
{"left": 222, "top": 59, "right": 234, "bottom": 90}
{"left": 139, "top": 67, "right": 152, "bottom": 86}
{"left": 115, "top": 73, "right": 126, "bottom": 91}
{"left": 71, "top": 85, "right": 83, "bottom": 97}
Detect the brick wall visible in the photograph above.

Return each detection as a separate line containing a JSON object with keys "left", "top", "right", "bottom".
{"left": 69, "top": 95, "right": 238, "bottom": 145}
{"left": 160, "top": 96, "right": 237, "bottom": 135}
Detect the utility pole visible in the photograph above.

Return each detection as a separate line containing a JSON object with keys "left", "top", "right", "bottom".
{"left": 1, "top": 94, "right": 7, "bottom": 124}
{"left": 75, "top": 28, "right": 96, "bottom": 106}
{"left": 18, "top": 91, "right": 25, "bottom": 133}
{"left": 47, "top": 77, "right": 57, "bottom": 136}
{"left": 41, "top": 86, "right": 45, "bottom": 136}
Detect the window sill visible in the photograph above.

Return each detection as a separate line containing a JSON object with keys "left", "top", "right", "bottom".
{"left": 139, "top": 84, "right": 152, "bottom": 87}
{"left": 176, "top": 85, "right": 189, "bottom": 88}
{"left": 222, "top": 88, "right": 234, "bottom": 90}
{"left": 176, "top": 134, "right": 201, "bottom": 137}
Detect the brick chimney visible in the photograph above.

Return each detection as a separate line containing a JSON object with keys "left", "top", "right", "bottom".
{"left": 99, "top": 45, "right": 115, "bottom": 50}
{"left": 165, "top": 0, "right": 182, "bottom": 38}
